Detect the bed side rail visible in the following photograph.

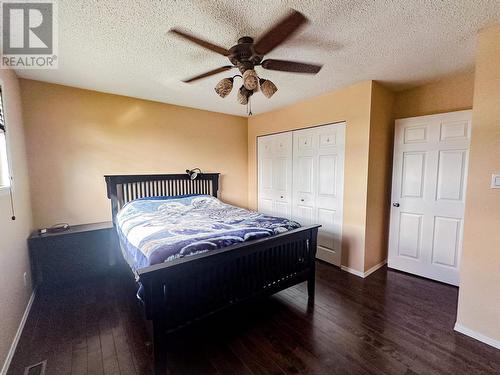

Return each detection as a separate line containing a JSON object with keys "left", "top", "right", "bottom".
{"left": 138, "top": 225, "right": 319, "bottom": 326}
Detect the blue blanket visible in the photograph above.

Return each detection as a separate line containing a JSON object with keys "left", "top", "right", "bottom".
{"left": 116, "top": 195, "right": 301, "bottom": 272}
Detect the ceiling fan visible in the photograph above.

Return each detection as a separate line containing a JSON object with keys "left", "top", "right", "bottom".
{"left": 169, "top": 9, "right": 323, "bottom": 111}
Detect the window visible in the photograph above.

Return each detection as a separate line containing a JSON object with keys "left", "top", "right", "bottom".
{"left": 0, "top": 88, "right": 10, "bottom": 189}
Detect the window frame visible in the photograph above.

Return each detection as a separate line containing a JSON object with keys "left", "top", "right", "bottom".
{"left": 0, "top": 82, "right": 12, "bottom": 195}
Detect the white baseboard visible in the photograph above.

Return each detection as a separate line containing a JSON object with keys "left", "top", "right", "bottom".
{"left": 341, "top": 260, "right": 387, "bottom": 278}
{"left": 364, "top": 260, "right": 387, "bottom": 277}
{"left": 0, "top": 290, "right": 36, "bottom": 375}
{"left": 454, "top": 323, "right": 500, "bottom": 350}
{"left": 341, "top": 265, "right": 365, "bottom": 277}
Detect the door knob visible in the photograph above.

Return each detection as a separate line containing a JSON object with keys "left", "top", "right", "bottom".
{"left": 280, "top": 195, "right": 284, "bottom": 199}
{"left": 393, "top": 202, "right": 400, "bottom": 207}
{"left": 300, "top": 198, "right": 305, "bottom": 202}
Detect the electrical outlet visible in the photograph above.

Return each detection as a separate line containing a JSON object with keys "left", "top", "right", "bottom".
{"left": 491, "top": 174, "right": 500, "bottom": 189}
{"left": 23, "top": 272, "right": 28, "bottom": 287}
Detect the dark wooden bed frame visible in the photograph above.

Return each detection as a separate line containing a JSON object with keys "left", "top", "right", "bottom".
{"left": 105, "top": 173, "right": 320, "bottom": 375}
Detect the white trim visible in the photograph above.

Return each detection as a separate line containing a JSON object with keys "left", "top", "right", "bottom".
{"left": 341, "top": 260, "right": 387, "bottom": 278}
{"left": 364, "top": 260, "right": 387, "bottom": 277}
{"left": 454, "top": 323, "right": 500, "bottom": 350}
{"left": 0, "top": 82, "right": 14, "bottom": 191}
{"left": 395, "top": 109, "right": 473, "bottom": 122}
{"left": 341, "top": 265, "right": 365, "bottom": 277}
{"left": 0, "top": 290, "right": 36, "bottom": 375}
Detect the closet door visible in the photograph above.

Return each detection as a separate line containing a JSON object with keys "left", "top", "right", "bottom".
{"left": 292, "top": 128, "right": 316, "bottom": 225}
{"left": 292, "top": 123, "right": 345, "bottom": 266}
{"left": 258, "top": 132, "right": 293, "bottom": 218}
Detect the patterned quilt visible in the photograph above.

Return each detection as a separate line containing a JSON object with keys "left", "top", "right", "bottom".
{"left": 116, "top": 195, "right": 301, "bottom": 272}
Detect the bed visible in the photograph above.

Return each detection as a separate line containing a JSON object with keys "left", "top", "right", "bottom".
{"left": 105, "top": 173, "right": 320, "bottom": 374}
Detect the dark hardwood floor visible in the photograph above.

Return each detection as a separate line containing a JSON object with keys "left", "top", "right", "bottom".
{"left": 8, "top": 262, "right": 500, "bottom": 375}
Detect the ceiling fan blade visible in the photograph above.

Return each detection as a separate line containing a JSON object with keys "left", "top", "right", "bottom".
{"left": 261, "top": 59, "right": 322, "bottom": 74}
{"left": 254, "top": 10, "right": 308, "bottom": 55}
{"left": 183, "top": 66, "right": 234, "bottom": 83}
{"left": 170, "top": 28, "right": 230, "bottom": 56}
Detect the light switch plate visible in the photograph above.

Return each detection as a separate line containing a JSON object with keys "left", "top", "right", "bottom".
{"left": 491, "top": 174, "right": 500, "bottom": 189}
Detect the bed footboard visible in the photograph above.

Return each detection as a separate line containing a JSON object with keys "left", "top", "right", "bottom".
{"left": 138, "top": 225, "right": 319, "bottom": 374}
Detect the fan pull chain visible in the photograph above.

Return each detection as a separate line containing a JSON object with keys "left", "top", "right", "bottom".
{"left": 248, "top": 96, "right": 253, "bottom": 116}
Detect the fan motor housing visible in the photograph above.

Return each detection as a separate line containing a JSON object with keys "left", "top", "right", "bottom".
{"left": 229, "top": 36, "right": 262, "bottom": 72}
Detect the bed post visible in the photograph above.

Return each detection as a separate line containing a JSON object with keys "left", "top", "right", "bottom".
{"left": 147, "top": 279, "right": 168, "bottom": 375}
{"left": 105, "top": 176, "right": 119, "bottom": 225}
{"left": 211, "top": 174, "right": 219, "bottom": 198}
{"left": 307, "top": 227, "right": 318, "bottom": 305}
{"left": 153, "top": 318, "right": 167, "bottom": 375}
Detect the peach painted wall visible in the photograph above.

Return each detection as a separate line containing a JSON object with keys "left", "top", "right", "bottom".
{"left": 0, "top": 70, "right": 33, "bottom": 371}
{"left": 248, "top": 81, "right": 373, "bottom": 273}
{"left": 393, "top": 71, "right": 475, "bottom": 119}
{"left": 456, "top": 24, "right": 500, "bottom": 343}
{"left": 20, "top": 80, "right": 248, "bottom": 228}
{"left": 364, "top": 83, "right": 395, "bottom": 271}
{"left": 365, "top": 73, "right": 475, "bottom": 272}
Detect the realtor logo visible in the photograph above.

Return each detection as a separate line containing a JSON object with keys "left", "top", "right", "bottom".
{"left": 1, "top": 0, "right": 58, "bottom": 69}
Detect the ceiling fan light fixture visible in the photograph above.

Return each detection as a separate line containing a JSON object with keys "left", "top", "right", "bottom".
{"left": 260, "top": 79, "right": 278, "bottom": 98}
{"left": 237, "top": 85, "right": 253, "bottom": 105}
{"left": 214, "top": 77, "right": 233, "bottom": 98}
{"left": 171, "top": 8, "right": 322, "bottom": 112}
{"left": 243, "top": 69, "right": 259, "bottom": 91}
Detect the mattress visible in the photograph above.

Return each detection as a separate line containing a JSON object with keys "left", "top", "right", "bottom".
{"left": 116, "top": 194, "right": 301, "bottom": 273}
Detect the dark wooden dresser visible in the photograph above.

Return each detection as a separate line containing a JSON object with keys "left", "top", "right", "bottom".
{"left": 28, "top": 221, "right": 117, "bottom": 289}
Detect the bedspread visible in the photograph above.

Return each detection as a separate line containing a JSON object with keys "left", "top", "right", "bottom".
{"left": 116, "top": 195, "right": 301, "bottom": 272}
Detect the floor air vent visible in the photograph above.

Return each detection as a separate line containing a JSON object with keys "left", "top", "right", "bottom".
{"left": 23, "top": 360, "right": 46, "bottom": 375}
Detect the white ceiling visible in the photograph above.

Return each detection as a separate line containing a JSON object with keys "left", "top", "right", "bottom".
{"left": 15, "top": 0, "right": 500, "bottom": 116}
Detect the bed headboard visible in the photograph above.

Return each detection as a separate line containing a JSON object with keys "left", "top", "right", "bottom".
{"left": 105, "top": 173, "right": 220, "bottom": 223}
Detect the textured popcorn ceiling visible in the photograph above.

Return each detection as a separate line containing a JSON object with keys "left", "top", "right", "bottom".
{"left": 15, "top": 0, "right": 500, "bottom": 116}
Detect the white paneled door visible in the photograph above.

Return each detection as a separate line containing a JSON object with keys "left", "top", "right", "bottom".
{"left": 292, "top": 123, "right": 346, "bottom": 266}
{"left": 388, "top": 110, "right": 472, "bottom": 285}
{"left": 258, "top": 132, "right": 293, "bottom": 219}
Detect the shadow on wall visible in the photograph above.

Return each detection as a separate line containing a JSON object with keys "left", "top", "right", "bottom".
{"left": 216, "top": 174, "right": 248, "bottom": 209}
{"left": 341, "top": 233, "right": 353, "bottom": 269}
